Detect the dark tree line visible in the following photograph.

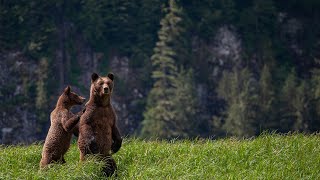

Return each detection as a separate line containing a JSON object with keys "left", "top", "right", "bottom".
{"left": 1, "top": 0, "right": 320, "bottom": 142}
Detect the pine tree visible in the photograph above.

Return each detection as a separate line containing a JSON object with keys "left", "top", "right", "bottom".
{"left": 141, "top": 0, "right": 190, "bottom": 139}
{"left": 36, "top": 58, "right": 49, "bottom": 124}
{"left": 292, "top": 81, "right": 311, "bottom": 132}
{"left": 172, "top": 68, "right": 199, "bottom": 138}
{"left": 310, "top": 69, "right": 320, "bottom": 131}
{"left": 217, "top": 67, "right": 259, "bottom": 137}
{"left": 279, "top": 69, "right": 297, "bottom": 132}
{"left": 76, "top": 0, "right": 106, "bottom": 47}
{"left": 239, "top": 0, "right": 277, "bottom": 57}
{"left": 258, "top": 65, "right": 276, "bottom": 130}
{"left": 280, "top": 69, "right": 312, "bottom": 132}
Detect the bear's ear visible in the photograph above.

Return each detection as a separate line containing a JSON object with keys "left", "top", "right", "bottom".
{"left": 107, "top": 73, "right": 114, "bottom": 81}
{"left": 64, "top": 86, "right": 71, "bottom": 94}
{"left": 91, "top": 73, "right": 99, "bottom": 82}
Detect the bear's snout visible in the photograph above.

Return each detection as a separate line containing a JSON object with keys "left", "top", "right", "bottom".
{"left": 78, "top": 96, "right": 86, "bottom": 105}
{"left": 103, "top": 87, "right": 110, "bottom": 94}
{"left": 79, "top": 96, "right": 86, "bottom": 104}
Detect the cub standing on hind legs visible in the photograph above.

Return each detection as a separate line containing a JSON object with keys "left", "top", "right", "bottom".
{"left": 40, "top": 86, "right": 86, "bottom": 169}
{"left": 78, "top": 73, "right": 122, "bottom": 177}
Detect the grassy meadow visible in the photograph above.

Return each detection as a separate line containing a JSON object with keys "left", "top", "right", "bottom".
{"left": 0, "top": 133, "right": 320, "bottom": 179}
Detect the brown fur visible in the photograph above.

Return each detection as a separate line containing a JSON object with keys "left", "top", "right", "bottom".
{"left": 78, "top": 73, "right": 122, "bottom": 177}
{"left": 40, "top": 86, "right": 85, "bottom": 169}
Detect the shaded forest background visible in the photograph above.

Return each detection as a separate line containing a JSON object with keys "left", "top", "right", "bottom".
{"left": 1, "top": 0, "right": 320, "bottom": 144}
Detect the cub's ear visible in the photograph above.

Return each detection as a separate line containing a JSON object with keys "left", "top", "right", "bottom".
{"left": 91, "top": 73, "right": 99, "bottom": 82}
{"left": 107, "top": 73, "right": 114, "bottom": 81}
{"left": 64, "top": 86, "right": 71, "bottom": 94}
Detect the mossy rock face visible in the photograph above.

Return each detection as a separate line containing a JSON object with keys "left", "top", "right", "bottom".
{"left": 0, "top": 52, "right": 41, "bottom": 144}
{"left": 1, "top": 128, "right": 13, "bottom": 144}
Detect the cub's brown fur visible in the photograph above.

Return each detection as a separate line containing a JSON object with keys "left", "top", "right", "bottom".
{"left": 40, "top": 86, "right": 85, "bottom": 169}
{"left": 78, "top": 73, "right": 122, "bottom": 177}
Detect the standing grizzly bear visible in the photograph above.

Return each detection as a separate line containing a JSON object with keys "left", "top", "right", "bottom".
{"left": 78, "top": 73, "right": 122, "bottom": 176}
{"left": 40, "top": 86, "right": 85, "bottom": 168}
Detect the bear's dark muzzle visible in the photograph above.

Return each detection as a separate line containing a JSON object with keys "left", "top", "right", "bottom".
{"left": 103, "top": 87, "right": 109, "bottom": 94}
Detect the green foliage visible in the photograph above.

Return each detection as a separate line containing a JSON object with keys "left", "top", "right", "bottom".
{"left": 259, "top": 65, "right": 274, "bottom": 110}
{"left": 279, "top": 69, "right": 298, "bottom": 131}
{"left": 309, "top": 69, "right": 320, "bottom": 131}
{"left": 1, "top": 135, "right": 320, "bottom": 179}
{"left": 311, "top": 69, "right": 320, "bottom": 115}
{"left": 141, "top": 0, "right": 191, "bottom": 139}
{"left": 217, "top": 67, "right": 259, "bottom": 137}
{"left": 293, "top": 81, "right": 311, "bottom": 131}
{"left": 238, "top": 0, "right": 277, "bottom": 55}
{"left": 76, "top": 0, "right": 106, "bottom": 47}
{"left": 311, "top": 69, "right": 320, "bottom": 100}
{"left": 35, "top": 58, "right": 49, "bottom": 126}
{"left": 257, "top": 65, "right": 276, "bottom": 130}
{"left": 282, "top": 70, "right": 306, "bottom": 130}
{"left": 2, "top": 0, "right": 320, "bottom": 140}
{"left": 171, "top": 69, "right": 199, "bottom": 138}
{"left": 36, "top": 58, "right": 48, "bottom": 110}
{"left": 183, "top": 0, "right": 236, "bottom": 38}
{"left": 282, "top": 69, "right": 297, "bottom": 102}
{"left": 279, "top": 69, "right": 314, "bottom": 132}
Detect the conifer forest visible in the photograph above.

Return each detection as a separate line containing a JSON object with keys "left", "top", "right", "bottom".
{"left": 1, "top": 0, "right": 320, "bottom": 143}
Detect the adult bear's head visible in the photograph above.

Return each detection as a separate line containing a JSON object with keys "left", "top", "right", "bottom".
{"left": 90, "top": 73, "right": 114, "bottom": 105}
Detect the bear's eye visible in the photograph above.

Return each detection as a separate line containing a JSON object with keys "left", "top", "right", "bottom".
{"left": 99, "top": 82, "right": 104, "bottom": 86}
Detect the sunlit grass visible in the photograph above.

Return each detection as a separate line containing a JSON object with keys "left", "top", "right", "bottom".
{"left": 0, "top": 133, "right": 320, "bottom": 179}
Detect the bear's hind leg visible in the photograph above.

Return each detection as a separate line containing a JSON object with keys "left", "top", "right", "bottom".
{"left": 59, "top": 157, "right": 66, "bottom": 164}
{"left": 39, "top": 156, "right": 52, "bottom": 169}
{"left": 79, "top": 151, "right": 86, "bottom": 161}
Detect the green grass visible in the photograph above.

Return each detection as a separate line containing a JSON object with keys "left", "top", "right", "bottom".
{"left": 1, "top": 133, "right": 320, "bottom": 179}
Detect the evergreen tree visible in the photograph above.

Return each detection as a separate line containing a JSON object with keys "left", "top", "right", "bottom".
{"left": 141, "top": 0, "right": 190, "bottom": 138}
{"left": 280, "top": 69, "right": 312, "bottom": 132}
{"left": 76, "top": 0, "right": 107, "bottom": 47}
{"left": 258, "top": 65, "right": 276, "bottom": 130}
{"left": 310, "top": 69, "right": 320, "bottom": 131}
{"left": 292, "top": 81, "right": 311, "bottom": 132}
{"left": 36, "top": 58, "right": 49, "bottom": 125}
{"left": 279, "top": 69, "right": 297, "bottom": 132}
{"left": 172, "top": 68, "right": 199, "bottom": 138}
{"left": 217, "top": 67, "right": 259, "bottom": 137}
{"left": 238, "top": 0, "right": 277, "bottom": 58}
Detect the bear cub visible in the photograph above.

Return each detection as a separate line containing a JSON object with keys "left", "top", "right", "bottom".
{"left": 78, "top": 73, "right": 122, "bottom": 177}
{"left": 40, "top": 86, "right": 85, "bottom": 169}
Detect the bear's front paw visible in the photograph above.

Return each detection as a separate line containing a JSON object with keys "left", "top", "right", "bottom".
{"left": 111, "top": 139, "right": 122, "bottom": 154}
{"left": 76, "top": 109, "right": 85, "bottom": 117}
{"left": 76, "top": 112, "right": 82, "bottom": 118}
